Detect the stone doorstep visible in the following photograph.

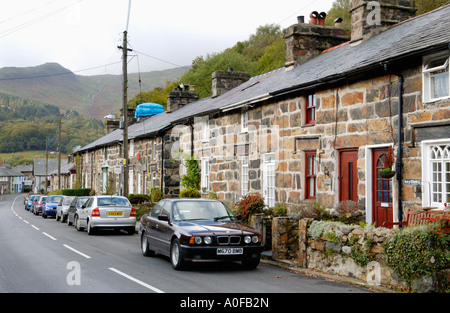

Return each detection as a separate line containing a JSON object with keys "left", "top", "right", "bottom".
{"left": 260, "top": 251, "right": 395, "bottom": 293}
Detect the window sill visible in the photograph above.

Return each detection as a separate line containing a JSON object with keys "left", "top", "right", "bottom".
{"left": 423, "top": 95, "right": 450, "bottom": 104}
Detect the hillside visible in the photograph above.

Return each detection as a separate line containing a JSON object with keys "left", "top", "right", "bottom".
{"left": 0, "top": 63, "right": 187, "bottom": 119}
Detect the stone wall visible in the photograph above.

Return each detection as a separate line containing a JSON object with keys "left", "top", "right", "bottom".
{"left": 271, "top": 217, "right": 450, "bottom": 292}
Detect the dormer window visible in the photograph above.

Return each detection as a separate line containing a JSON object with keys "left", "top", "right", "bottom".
{"left": 423, "top": 53, "right": 449, "bottom": 103}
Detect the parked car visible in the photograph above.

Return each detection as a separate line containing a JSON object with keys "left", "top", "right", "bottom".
{"left": 42, "top": 195, "right": 63, "bottom": 218}
{"left": 67, "top": 196, "right": 89, "bottom": 226}
{"left": 56, "top": 196, "right": 75, "bottom": 223}
{"left": 74, "top": 196, "right": 136, "bottom": 235}
{"left": 24, "top": 193, "right": 38, "bottom": 208}
{"left": 26, "top": 194, "right": 40, "bottom": 211}
{"left": 33, "top": 196, "right": 47, "bottom": 215}
{"left": 140, "top": 198, "right": 263, "bottom": 270}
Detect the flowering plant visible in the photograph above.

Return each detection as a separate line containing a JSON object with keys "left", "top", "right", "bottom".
{"left": 235, "top": 193, "right": 265, "bottom": 224}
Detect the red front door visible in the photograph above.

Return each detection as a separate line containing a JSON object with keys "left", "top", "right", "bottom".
{"left": 339, "top": 149, "right": 359, "bottom": 202}
{"left": 372, "top": 148, "right": 393, "bottom": 228}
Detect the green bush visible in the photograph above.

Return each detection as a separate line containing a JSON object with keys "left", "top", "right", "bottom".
{"left": 179, "top": 187, "right": 200, "bottom": 198}
{"left": 383, "top": 224, "right": 450, "bottom": 290}
{"left": 61, "top": 188, "right": 91, "bottom": 196}
{"left": 128, "top": 194, "right": 151, "bottom": 204}
{"left": 149, "top": 187, "right": 162, "bottom": 203}
{"left": 181, "top": 157, "right": 200, "bottom": 190}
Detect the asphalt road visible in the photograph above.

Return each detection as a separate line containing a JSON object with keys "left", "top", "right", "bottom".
{"left": 0, "top": 194, "right": 372, "bottom": 296}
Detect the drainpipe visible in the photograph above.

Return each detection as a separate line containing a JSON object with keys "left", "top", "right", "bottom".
{"left": 384, "top": 63, "right": 404, "bottom": 224}
{"left": 190, "top": 122, "right": 194, "bottom": 158}
{"left": 160, "top": 134, "right": 164, "bottom": 193}
{"left": 396, "top": 74, "right": 404, "bottom": 225}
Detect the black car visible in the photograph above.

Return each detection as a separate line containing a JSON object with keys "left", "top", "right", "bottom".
{"left": 140, "top": 198, "right": 263, "bottom": 270}
{"left": 67, "top": 196, "right": 90, "bottom": 226}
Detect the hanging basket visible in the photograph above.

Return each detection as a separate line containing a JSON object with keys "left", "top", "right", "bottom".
{"left": 378, "top": 168, "right": 396, "bottom": 179}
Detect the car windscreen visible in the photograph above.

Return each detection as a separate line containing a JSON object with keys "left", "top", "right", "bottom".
{"left": 47, "top": 196, "right": 63, "bottom": 203}
{"left": 98, "top": 197, "right": 130, "bottom": 206}
{"left": 173, "top": 201, "right": 234, "bottom": 222}
{"left": 62, "top": 197, "right": 75, "bottom": 205}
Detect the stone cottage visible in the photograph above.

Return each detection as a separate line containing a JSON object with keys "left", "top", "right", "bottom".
{"left": 75, "top": 0, "right": 450, "bottom": 228}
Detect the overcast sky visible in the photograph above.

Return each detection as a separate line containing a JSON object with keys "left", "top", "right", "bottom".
{"left": 0, "top": 0, "right": 336, "bottom": 76}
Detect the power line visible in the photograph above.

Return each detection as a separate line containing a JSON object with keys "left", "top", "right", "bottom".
{"left": 0, "top": 61, "right": 122, "bottom": 81}
{"left": 132, "top": 48, "right": 191, "bottom": 71}
{"left": 0, "top": 0, "right": 84, "bottom": 39}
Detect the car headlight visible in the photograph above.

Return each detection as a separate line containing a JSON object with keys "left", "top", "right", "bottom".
{"left": 194, "top": 237, "right": 203, "bottom": 244}
{"left": 204, "top": 236, "right": 212, "bottom": 245}
{"left": 252, "top": 236, "right": 259, "bottom": 243}
{"left": 244, "top": 236, "right": 251, "bottom": 244}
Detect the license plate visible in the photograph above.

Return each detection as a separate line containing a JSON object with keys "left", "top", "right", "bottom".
{"left": 217, "top": 248, "right": 243, "bottom": 255}
{"left": 107, "top": 212, "right": 123, "bottom": 216}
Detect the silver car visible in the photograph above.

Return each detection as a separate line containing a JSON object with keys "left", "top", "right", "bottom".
{"left": 75, "top": 196, "right": 136, "bottom": 235}
{"left": 56, "top": 196, "right": 75, "bottom": 223}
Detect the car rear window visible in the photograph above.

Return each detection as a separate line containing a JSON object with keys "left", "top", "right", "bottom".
{"left": 98, "top": 197, "right": 130, "bottom": 206}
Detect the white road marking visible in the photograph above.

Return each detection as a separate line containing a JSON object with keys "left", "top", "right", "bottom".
{"left": 108, "top": 267, "right": 165, "bottom": 293}
{"left": 31, "top": 225, "right": 39, "bottom": 230}
{"left": 42, "top": 232, "right": 57, "bottom": 241}
{"left": 63, "top": 244, "right": 91, "bottom": 259}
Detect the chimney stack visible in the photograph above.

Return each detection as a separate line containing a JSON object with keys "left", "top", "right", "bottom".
{"left": 350, "top": 0, "right": 416, "bottom": 45}
{"left": 283, "top": 12, "right": 350, "bottom": 70}
{"left": 167, "top": 84, "right": 199, "bottom": 113}
{"left": 211, "top": 68, "right": 250, "bottom": 98}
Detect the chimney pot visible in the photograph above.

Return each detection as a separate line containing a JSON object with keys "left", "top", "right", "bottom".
{"left": 310, "top": 11, "right": 319, "bottom": 24}
{"left": 297, "top": 16, "right": 305, "bottom": 24}
{"left": 318, "top": 12, "right": 327, "bottom": 25}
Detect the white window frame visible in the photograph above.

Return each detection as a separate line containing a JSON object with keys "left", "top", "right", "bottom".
{"left": 241, "top": 107, "right": 249, "bottom": 133}
{"left": 202, "top": 116, "right": 209, "bottom": 142}
{"left": 241, "top": 156, "right": 249, "bottom": 196}
{"left": 130, "top": 139, "right": 135, "bottom": 157}
{"left": 263, "top": 153, "right": 275, "bottom": 207}
{"left": 421, "top": 139, "right": 450, "bottom": 209}
{"left": 423, "top": 52, "right": 450, "bottom": 103}
{"left": 201, "top": 157, "right": 209, "bottom": 193}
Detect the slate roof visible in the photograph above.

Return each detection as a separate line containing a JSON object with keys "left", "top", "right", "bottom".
{"left": 33, "top": 159, "right": 68, "bottom": 176}
{"left": 78, "top": 4, "right": 450, "bottom": 152}
{"left": 0, "top": 166, "right": 24, "bottom": 177}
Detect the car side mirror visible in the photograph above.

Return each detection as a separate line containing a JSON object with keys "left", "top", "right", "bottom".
{"left": 158, "top": 214, "right": 169, "bottom": 222}
{"left": 235, "top": 214, "right": 243, "bottom": 221}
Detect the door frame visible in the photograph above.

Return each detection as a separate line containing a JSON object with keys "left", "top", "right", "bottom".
{"left": 338, "top": 148, "right": 359, "bottom": 202}
{"left": 364, "top": 144, "right": 397, "bottom": 225}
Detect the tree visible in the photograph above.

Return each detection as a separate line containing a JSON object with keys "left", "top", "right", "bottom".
{"left": 325, "top": 0, "right": 352, "bottom": 29}
{"left": 325, "top": 0, "right": 449, "bottom": 30}
{"left": 414, "top": 0, "right": 449, "bottom": 15}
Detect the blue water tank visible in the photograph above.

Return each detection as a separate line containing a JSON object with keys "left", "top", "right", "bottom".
{"left": 135, "top": 103, "right": 165, "bottom": 119}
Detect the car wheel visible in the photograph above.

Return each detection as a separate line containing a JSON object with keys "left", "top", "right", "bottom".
{"left": 56, "top": 212, "right": 60, "bottom": 221}
{"left": 67, "top": 217, "right": 73, "bottom": 226}
{"left": 42, "top": 213, "right": 47, "bottom": 219}
{"left": 75, "top": 215, "right": 84, "bottom": 231}
{"left": 87, "top": 220, "right": 96, "bottom": 235}
{"left": 241, "top": 256, "right": 261, "bottom": 270}
{"left": 141, "top": 232, "right": 155, "bottom": 257}
{"left": 170, "top": 239, "right": 186, "bottom": 270}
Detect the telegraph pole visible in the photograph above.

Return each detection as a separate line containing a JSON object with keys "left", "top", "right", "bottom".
{"left": 119, "top": 31, "right": 130, "bottom": 197}
{"left": 58, "top": 116, "right": 61, "bottom": 190}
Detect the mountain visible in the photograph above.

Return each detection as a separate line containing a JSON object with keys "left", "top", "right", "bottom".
{"left": 0, "top": 63, "right": 188, "bottom": 119}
